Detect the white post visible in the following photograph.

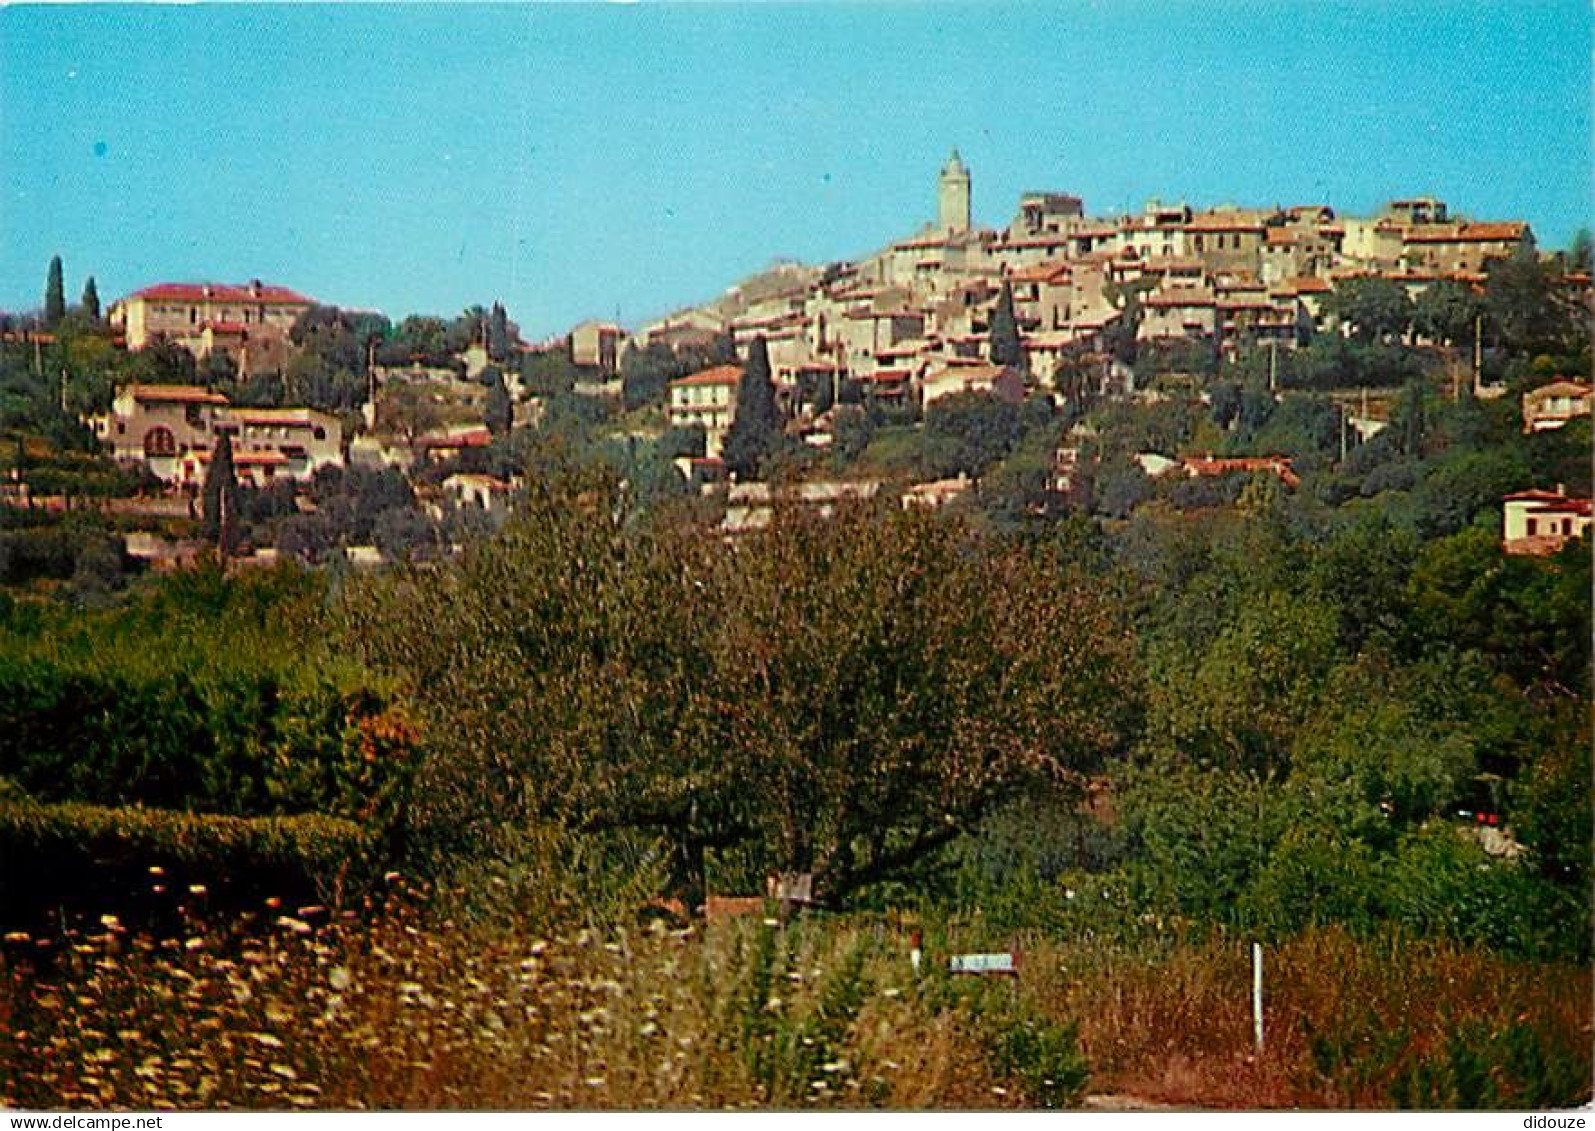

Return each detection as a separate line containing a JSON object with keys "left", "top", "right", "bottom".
{"left": 1252, "top": 941, "right": 1264, "bottom": 1055}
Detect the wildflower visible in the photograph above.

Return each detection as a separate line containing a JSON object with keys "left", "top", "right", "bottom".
{"left": 148, "top": 866, "right": 165, "bottom": 877}
{"left": 4, "top": 931, "right": 30, "bottom": 943}
{"left": 184, "top": 937, "right": 205, "bottom": 952}
{"left": 276, "top": 916, "right": 312, "bottom": 935}
{"left": 270, "top": 1063, "right": 297, "bottom": 1080}
{"left": 99, "top": 914, "right": 123, "bottom": 932}
{"left": 329, "top": 966, "right": 353, "bottom": 991}
{"left": 251, "top": 1033, "right": 284, "bottom": 1049}
{"left": 188, "top": 884, "right": 207, "bottom": 896}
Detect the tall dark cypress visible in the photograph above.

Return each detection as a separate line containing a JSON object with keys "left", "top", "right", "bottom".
{"left": 202, "top": 434, "right": 242, "bottom": 557}
{"left": 990, "top": 279, "right": 1023, "bottom": 371}
{"left": 44, "top": 257, "right": 66, "bottom": 327}
{"left": 81, "top": 276, "right": 101, "bottom": 322}
{"left": 721, "top": 335, "right": 780, "bottom": 479}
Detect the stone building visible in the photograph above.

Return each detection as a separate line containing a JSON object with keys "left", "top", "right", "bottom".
{"left": 107, "top": 281, "right": 314, "bottom": 377}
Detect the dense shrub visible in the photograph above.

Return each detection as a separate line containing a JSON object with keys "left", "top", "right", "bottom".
{"left": 0, "top": 798, "right": 376, "bottom": 933}
{"left": 0, "top": 662, "right": 416, "bottom": 822}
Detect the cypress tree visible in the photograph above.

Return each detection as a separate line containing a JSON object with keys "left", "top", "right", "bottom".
{"left": 81, "top": 276, "right": 101, "bottom": 322}
{"left": 721, "top": 335, "right": 780, "bottom": 479}
{"left": 44, "top": 256, "right": 66, "bottom": 327}
{"left": 990, "top": 279, "right": 1024, "bottom": 371}
{"left": 488, "top": 302, "right": 510, "bottom": 361}
{"left": 202, "top": 434, "right": 242, "bottom": 557}
{"left": 484, "top": 367, "right": 512, "bottom": 436}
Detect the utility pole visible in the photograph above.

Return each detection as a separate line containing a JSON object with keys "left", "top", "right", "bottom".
{"left": 1472, "top": 311, "right": 1483, "bottom": 393}
{"left": 1268, "top": 339, "right": 1278, "bottom": 395}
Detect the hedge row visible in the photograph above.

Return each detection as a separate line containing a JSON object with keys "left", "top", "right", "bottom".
{"left": 0, "top": 798, "right": 380, "bottom": 934}
{"left": 0, "top": 662, "right": 417, "bottom": 821}
{"left": 0, "top": 526, "right": 123, "bottom": 584}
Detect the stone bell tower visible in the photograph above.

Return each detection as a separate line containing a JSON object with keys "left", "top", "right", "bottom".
{"left": 938, "top": 148, "right": 971, "bottom": 234}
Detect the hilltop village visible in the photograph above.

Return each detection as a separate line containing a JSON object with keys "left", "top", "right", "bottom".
{"left": 3, "top": 154, "right": 1593, "bottom": 1113}
{"left": 1, "top": 152, "right": 1590, "bottom": 574}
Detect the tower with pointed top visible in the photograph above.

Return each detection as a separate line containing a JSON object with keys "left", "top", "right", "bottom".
{"left": 938, "top": 148, "right": 971, "bottom": 234}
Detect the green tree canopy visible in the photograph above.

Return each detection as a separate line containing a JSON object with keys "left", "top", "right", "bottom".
{"left": 1412, "top": 280, "right": 1483, "bottom": 347}
{"left": 344, "top": 480, "right": 1141, "bottom": 907}
{"left": 1321, "top": 276, "right": 1413, "bottom": 345}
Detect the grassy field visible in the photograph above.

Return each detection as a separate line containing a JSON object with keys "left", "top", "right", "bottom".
{"left": 2, "top": 892, "right": 1587, "bottom": 1111}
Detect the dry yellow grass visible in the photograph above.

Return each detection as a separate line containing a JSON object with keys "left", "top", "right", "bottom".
{"left": 1, "top": 900, "right": 1587, "bottom": 1111}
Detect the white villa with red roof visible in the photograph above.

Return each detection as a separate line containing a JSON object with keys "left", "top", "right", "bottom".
{"left": 107, "top": 280, "right": 314, "bottom": 377}
{"left": 1503, "top": 488, "right": 1592, "bottom": 556}
{"left": 89, "top": 384, "right": 341, "bottom": 488}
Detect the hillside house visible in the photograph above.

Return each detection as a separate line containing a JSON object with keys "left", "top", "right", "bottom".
{"left": 108, "top": 281, "right": 313, "bottom": 377}
{"left": 89, "top": 384, "right": 230, "bottom": 481}
{"left": 1503, "top": 489, "right": 1592, "bottom": 555}
{"left": 667, "top": 365, "right": 742, "bottom": 459}
{"left": 1521, "top": 380, "right": 1592, "bottom": 434}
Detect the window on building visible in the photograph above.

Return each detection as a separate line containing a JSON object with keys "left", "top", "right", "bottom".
{"left": 313, "top": 426, "right": 326, "bottom": 441}
{"left": 1526, "top": 518, "right": 1538, "bottom": 537}
{"left": 144, "top": 427, "right": 177, "bottom": 458}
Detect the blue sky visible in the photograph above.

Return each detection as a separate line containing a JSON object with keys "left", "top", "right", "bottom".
{"left": 1, "top": 2, "right": 1589, "bottom": 338}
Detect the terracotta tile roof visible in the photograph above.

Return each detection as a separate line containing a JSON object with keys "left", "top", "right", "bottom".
{"left": 1526, "top": 380, "right": 1594, "bottom": 398}
{"left": 195, "top": 448, "right": 290, "bottom": 466}
{"left": 667, "top": 364, "right": 743, "bottom": 389}
{"left": 1144, "top": 288, "right": 1216, "bottom": 308}
{"left": 1279, "top": 275, "right": 1333, "bottom": 294}
{"left": 1185, "top": 212, "right": 1269, "bottom": 233}
{"left": 126, "top": 384, "right": 230, "bottom": 405}
{"left": 1185, "top": 455, "right": 1300, "bottom": 489}
{"left": 1009, "top": 260, "right": 1072, "bottom": 283}
{"left": 1403, "top": 221, "right": 1529, "bottom": 244}
{"left": 1504, "top": 488, "right": 1589, "bottom": 505}
{"left": 129, "top": 282, "right": 314, "bottom": 305}
{"left": 235, "top": 409, "right": 322, "bottom": 426}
